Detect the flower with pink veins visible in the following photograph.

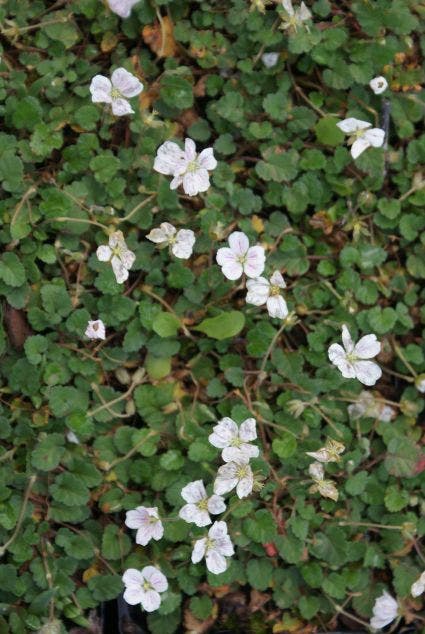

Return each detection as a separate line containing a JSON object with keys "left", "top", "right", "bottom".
{"left": 216, "top": 231, "right": 265, "bottom": 280}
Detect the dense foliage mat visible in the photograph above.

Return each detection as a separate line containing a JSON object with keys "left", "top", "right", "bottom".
{"left": 0, "top": 0, "right": 424, "bottom": 632}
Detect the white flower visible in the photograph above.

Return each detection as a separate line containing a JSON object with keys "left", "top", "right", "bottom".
{"left": 146, "top": 222, "right": 195, "bottom": 259}
{"left": 191, "top": 521, "right": 234, "bottom": 574}
{"left": 122, "top": 566, "right": 168, "bottom": 612}
{"left": 96, "top": 231, "right": 136, "bottom": 284}
{"left": 154, "top": 138, "right": 217, "bottom": 196}
{"left": 280, "top": 0, "right": 312, "bottom": 31}
{"left": 125, "top": 506, "right": 164, "bottom": 546}
{"left": 179, "top": 480, "right": 226, "bottom": 527}
{"left": 216, "top": 231, "right": 265, "bottom": 280}
{"left": 348, "top": 391, "right": 395, "bottom": 422}
{"left": 369, "top": 76, "right": 388, "bottom": 95}
{"left": 411, "top": 571, "right": 425, "bottom": 598}
{"left": 328, "top": 324, "right": 382, "bottom": 386}
{"left": 246, "top": 271, "right": 288, "bottom": 319}
{"left": 308, "top": 462, "right": 339, "bottom": 502}
{"left": 415, "top": 374, "right": 425, "bottom": 393}
{"left": 306, "top": 439, "right": 345, "bottom": 463}
{"left": 209, "top": 417, "right": 259, "bottom": 463}
{"left": 336, "top": 117, "right": 385, "bottom": 159}
{"left": 261, "top": 52, "right": 279, "bottom": 68}
{"left": 106, "top": 0, "right": 140, "bottom": 18}
{"left": 90, "top": 67, "right": 143, "bottom": 116}
{"left": 85, "top": 319, "right": 106, "bottom": 340}
{"left": 370, "top": 591, "right": 398, "bottom": 630}
{"left": 66, "top": 430, "right": 80, "bottom": 444}
{"left": 214, "top": 461, "right": 254, "bottom": 499}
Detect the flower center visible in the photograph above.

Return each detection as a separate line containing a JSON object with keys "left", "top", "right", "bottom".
{"left": 205, "top": 537, "right": 215, "bottom": 550}
{"left": 148, "top": 516, "right": 158, "bottom": 524}
{"left": 346, "top": 352, "right": 358, "bottom": 363}
{"left": 269, "top": 285, "right": 281, "bottom": 297}
{"left": 230, "top": 436, "right": 242, "bottom": 447}
{"left": 186, "top": 159, "right": 199, "bottom": 173}
{"left": 236, "top": 465, "right": 249, "bottom": 479}
{"left": 110, "top": 87, "right": 122, "bottom": 99}
{"left": 111, "top": 246, "right": 122, "bottom": 257}
{"left": 237, "top": 254, "right": 247, "bottom": 265}
{"left": 197, "top": 498, "right": 209, "bottom": 511}
{"left": 142, "top": 580, "right": 152, "bottom": 591}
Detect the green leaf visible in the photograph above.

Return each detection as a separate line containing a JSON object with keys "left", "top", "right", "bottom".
{"left": 145, "top": 354, "right": 172, "bottom": 379}
{"left": 101, "top": 524, "right": 131, "bottom": 560}
{"left": 315, "top": 116, "right": 345, "bottom": 146}
{"left": 0, "top": 253, "right": 25, "bottom": 287}
{"left": 160, "top": 71, "right": 194, "bottom": 109}
{"left": 152, "top": 312, "right": 181, "bottom": 337}
{"left": 88, "top": 575, "right": 123, "bottom": 601}
{"left": 272, "top": 434, "right": 297, "bottom": 459}
{"left": 189, "top": 596, "right": 213, "bottom": 619}
{"left": 31, "top": 434, "right": 65, "bottom": 471}
{"left": 194, "top": 311, "right": 245, "bottom": 340}
{"left": 384, "top": 485, "right": 409, "bottom": 512}
{"left": 246, "top": 559, "right": 273, "bottom": 591}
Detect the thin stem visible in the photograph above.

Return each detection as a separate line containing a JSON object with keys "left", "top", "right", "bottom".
{"left": 88, "top": 378, "right": 141, "bottom": 417}
{"left": 141, "top": 285, "right": 194, "bottom": 340}
{"left": 0, "top": 475, "right": 37, "bottom": 556}
{"left": 45, "top": 216, "right": 109, "bottom": 231}
{"left": 338, "top": 520, "right": 405, "bottom": 530}
{"left": 325, "top": 595, "right": 372, "bottom": 630}
{"left": 257, "top": 321, "right": 287, "bottom": 384}
{"left": 393, "top": 343, "right": 417, "bottom": 378}
{"left": 117, "top": 194, "right": 156, "bottom": 224}
{"left": 1, "top": 15, "right": 71, "bottom": 37}
{"left": 310, "top": 403, "right": 343, "bottom": 438}
{"left": 105, "top": 431, "right": 159, "bottom": 471}
{"left": 11, "top": 185, "right": 36, "bottom": 228}
{"left": 0, "top": 448, "right": 16, "bottom": 463}
{"left": 382, "top": 366, "right": 414, "bottom": 382}
{"left": 398, "top": 179, "right": 425, "bottom": 202}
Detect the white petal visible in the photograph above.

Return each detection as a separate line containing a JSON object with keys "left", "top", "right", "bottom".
{"left": 191, "top": 538, "right": 207, "bottom": 564}
{"left": 96, "top": 245, "right": 112, "bottom": 262}
{"left": 369, "top": 76, "right": 388, "bottom": 95}
{"left": 267, "top": 295, "right": 288, "bottom": 319}
{"left": 85, "top": 319, "right": 106, "bottom": 340}
{"left": 150, "top": 520, "right": 164, "bottom": 541}
{"left": 337, "top": 118, "right": 371, "bottom": 134}
{"left": 246, "top": 278, "right": 270, "bottom": 306}
{"left": 281, "top": 0, "right": 294, "bottom": 15}
{"left": 309, "top": 462, "right": 324, "bottom": 480}
{"left": 125, "top": 507, "right": 148, "bottom": 529}
{"left": 142, "top": 566, "right": 168, "bottom": 593}
{"left": 365, "top": 128, "right": 385, "bottom": 148}
{"left": 123, "top": 586, "right": 143, "bottom": 605}
{"left": 140, "top": 589, "right": 161, "bottom": 612}
{"left": 111, "top": 67, "right": 143, "bottom": 98}
{"left": 209, "top": 520, "right": 228, "bottom": 540}
{"left": 299, "top": 2, "right": 312, "bottom": 20}
{"left": 214, "top": 474, "right": 238, "bottom": 496}
{"left": 215, "top": 535, "right": 234, "bottom": 557}
{"left": 351, "top": 137, "right": 370, "bottom": 159}
{"left": 173, "top": 229, "right": 195, "bottom": 259}
{"left": 111, "top": 255, "right": 129, "bottom": 284}
{"left": 239, "top": 418, "right": 257, "bottom": 442}
{"left": 198, "top": 147, "right": 217, "bottom": 170}
{"left": 261, "top": 52, "right": 279, "bottom": 68}
{"left": 181, "top": 480, "right": 206, "bottom": 504}
{"left": 154, "top": 141, "right": 185, "bottom": 175}
{"left": 170, "top": 174, "right": 183, "bottom": 190}
{"left": 111, "top": 97, "right": 133, "bottom": 116}
{"left": 107, "top": 0, "right": 140, "bottom": 18}
{"left": 328, "top": 343, "right": 346, "bottom": 365}
{"left": 90, "top": 75, "right": 112, "bottom": 104}
{"left": 120, "top": 248, "right": 135, "bottom": 270}
{"left": 228, "top": 231, "right": 249, "bottom": 256}
{"left": 221, "top": 444, "right": 259, "bottom": 463}
{"left": 244, "top": 246, "right": 265, "bottom": 278}
{"left": 135, "top": 526, "right": 154, "bottom": 546}
{"left": 206, "top": 550, "right": 227, "bottom": 574}
{"left": 122, "top": 568, "right": 144, "bottom": 588}
{"left": 341, "top": 324, "right": 354, "bottom": 353}
{"left": 306, "top": 449, "right": 331, "bottom": 463}
{"left": 207, "top": 495, "right": 226, "bottom": 515}
{"left": 184, "top": 138, "right": 197, "bottom": 161}
{"left": 354, "top": 334, "right": 381, "bottom": 358}
{"left": 353, "top": 360, "right": 382, "bottom": 386}
{"left": 411, "top": 579, "right": 425, "bottom": 598}
{"left": 270, "top": 270, "right": 286, "bottom": 288}
{"left": 209, "top": 418, "right": 238, "bottom": 448}
{"left": 179, "top": 503, "right": 198, "bottom": 524}
{"left": 236, "top": 474, "right": 253, "bottom": 498}
{"left": 182, "top": 169, "right": 210, "bottom": 196}
{"left": 146, "top": 228, "right": 167, "bottom": 244}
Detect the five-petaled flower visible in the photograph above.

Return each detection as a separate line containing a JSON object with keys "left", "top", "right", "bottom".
{"left": 216, "top": 231, "right": 265, "bottom": 280}
{"left": 90, "top": 67, "right": 143, "bottom": 116}
{"left": 246, "top": 271, "right": 288, "bottom": 319}
{"left": 122, "top": 566, "right": 168, "bottom": 612}
{"left": 209, "top": 417, "right": 259, "bottom": 463}
{"left": 308, "top": 462, "right": 338, "bottom": 502}
{"left": 179, "top": 480, "right": 226, "bottom": 527}
{"left": 369, "top": 76, "right": 388, "bottom": 95}
{"left": 154, "top": 138, "right": 217, "bottom": 196}
{"left": 214, "top": 461, "right": 254, "bottom": 499}
{"left": 411, "top": 571, "right": 425, "bottom": 598}
{"left": 146, "top": 222, "right": 196, "bottom": 259}
{"left": 370, "top": 591, "right": 399, "bottom": 630}
{"left": 336, "top": 117, "right": 385, "bottom": 159}
{"left": 96, "top": 231, "right": 136, "bottom": 284}
{"left": 191, "top": 521, "right": 234, "bottom": 574}
{"left": 328, "top": 324, "right": 382, "bottom": 386}
{"left": 125, "top": 506, "right": 164, "bottom": 546}
{"left": 106, "top": 0, "right": 140, "bottom": 18}
{"left": 280, "top": 0, "right": 312, "bottom": 32}
{"left": 85, "top": 319, "right": 106, "bottom": 340}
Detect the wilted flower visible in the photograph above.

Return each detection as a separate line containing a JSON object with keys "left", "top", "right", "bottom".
{"left": 85, "top": 319, "right": 106, "bottom": 340}
{"left": 306, "top": 439, "right": 345, "bottom": 463}
{"left": 308, "top": 462, "right": 338, "bottom": 502}
{"left": 370, "top": 591, "right": 399, "bottom": 629}
{"left": 125, "top": 506, "right": 164, "bottom": 546}
{"left": 369, "top": 76, "right": 388, "bottom": 95}
{"left": 411, "top": 571, "right": 425, "bottom": 597}
{"left": 280, "top": 0, "right": 312, "bottom": 32}
{"left": 209, "top": 417, "right": 259, "bottom": 463}
{"left": 261, "top": 52, "right": 279, "bottom": 68}
{"left": 216, "top": 231, "right": 265, "bottom": 280}
{"left": 146, "top": 222, "right": 195, "bottom": 259}
{"left": 348, "top": 391, "right": 395, "bottom": 422}
{"left": 90, "top": 68, "right": 143, "bottom": 116}
{"left": 179, "top": 480, "right": 226, "bottom": 527}
{"left": 214, "top": 461, "right": 254, "bottom": 499}
{"left": 328, "top": 324, "right": 382, "bottom": 386}
{"left": 336, "top": 118, "right": 385, "bottom": 159}
{"left": 122, "top": 567, "right": 168, "bottom": 612}
{"left": 106, "top": 0, "right": 140, "bottom": 18}
{"left": 191, "top": 521, "right": 234, "bottom": 574}
{"left": 96, "top": 231, "right": 136, "bottom": 284}
{"left": 154, "top": 138, "right": 217, "bottom": 196}
{"left": 246, "top": 271, "right": 288, "bottom": 319}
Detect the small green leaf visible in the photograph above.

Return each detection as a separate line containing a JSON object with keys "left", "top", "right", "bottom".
{"left": 194, "top": 311, "right": 245, "bottom": 340}
{"left": 152, "top": 313, "right": 181, "bottom": 337}
{"left": 0, "top": 253, "right": 25, "bottom": 287}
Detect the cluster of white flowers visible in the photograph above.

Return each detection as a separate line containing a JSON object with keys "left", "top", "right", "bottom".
{"left": 306, "top": 439, "right": 343, "bottom": 502}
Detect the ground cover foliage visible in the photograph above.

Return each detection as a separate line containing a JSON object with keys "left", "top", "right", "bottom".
{"left": 0, "top": 0, "right": 425, "bottom": 632}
